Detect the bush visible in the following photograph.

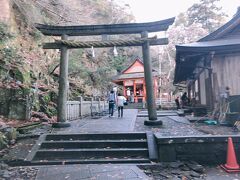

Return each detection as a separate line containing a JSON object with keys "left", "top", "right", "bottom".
{"left": 0, "top": 22, "right": 13, "bottom": 44}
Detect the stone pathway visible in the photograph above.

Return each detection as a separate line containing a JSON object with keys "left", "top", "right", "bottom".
{"left": 52, "top": 109, "right": 138, "bottom": 133}
{"left": 36, "top": 165, "right": 150, "bottom": 180}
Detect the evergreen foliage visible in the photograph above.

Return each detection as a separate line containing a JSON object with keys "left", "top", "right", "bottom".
{"left": 187, "top": 0, "right": 227, "bottom": 32}
{"left": 110, "top": 55, "right": 128, "bottom": 73}
{"left": 159, "top": 0, "right": 227, "bottom": 94}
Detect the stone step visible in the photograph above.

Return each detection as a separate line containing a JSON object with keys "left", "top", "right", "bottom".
{"left": 124, "top": 103, "right": 144, "bottom": 109}
{"left": 33, "top": 148, "right": 149, "bottom": 160}
{"left": 45, "top": 133, "right": 147, "bottom": 141}
{"left": 29, "top": 158, "right": 151, "bottom": 165}
{"left": 40, "top": 140, "right": 148, "bottom": 149}
{"left": 25, "top": 132, "right": 158, "bottom": 165}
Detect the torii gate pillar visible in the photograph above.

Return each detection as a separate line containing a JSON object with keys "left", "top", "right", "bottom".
{"left": 141, "top": 31, "right": 162, "bottom": 125}
{"left": 52, "top": 34, "right": 71, "bottom": 128}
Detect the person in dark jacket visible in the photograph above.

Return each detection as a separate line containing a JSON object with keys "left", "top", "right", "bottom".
{"left": 108, "top": 90, "right": 116, "bottom": 117}
{"left": 181, "top": 92, "right": 189, "bottom": 107}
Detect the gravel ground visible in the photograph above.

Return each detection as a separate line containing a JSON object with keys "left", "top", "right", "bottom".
{"left": 193, "top": 123, "right": 240, "bottom": 135}
{"left": 0, "top": 124, "right": 52, "bottom": 180}
{"left": 0, "top": 138, "right": 39, "bottom": 180}
{"left": 0, "top": 164, "right": 38, "bottom": 180}
{"left": 134, "top": 116, "right": 240, "bottom": 136}
{"left": 134, "top": 116, "right": 205, "bottom": 136}
{"left": 138, "top": 162, "right": 206, "bottom": 180}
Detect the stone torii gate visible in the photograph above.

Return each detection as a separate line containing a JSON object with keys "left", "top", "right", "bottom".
{"left": 36, "top": 17, "right": 174, "bottom": 127}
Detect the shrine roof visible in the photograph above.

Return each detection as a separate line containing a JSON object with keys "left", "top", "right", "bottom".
{"left": 112, "top": 72, "right": 158, "bottom": 82}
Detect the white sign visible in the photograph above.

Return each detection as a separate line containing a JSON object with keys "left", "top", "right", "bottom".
{"left": 125, "top": 80, "right": 134, "bottom": 86}
{"left": 135, "top": 79, "right": 143, "bottom": 84}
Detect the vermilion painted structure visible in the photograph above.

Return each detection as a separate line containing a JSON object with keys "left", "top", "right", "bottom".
{"left": 113, "top": 58, "right": 158, "bottom": 103}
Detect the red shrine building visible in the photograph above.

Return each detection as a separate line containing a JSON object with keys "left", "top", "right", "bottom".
{"left": 112, "top": 58, "right": 159, "bottom": 103}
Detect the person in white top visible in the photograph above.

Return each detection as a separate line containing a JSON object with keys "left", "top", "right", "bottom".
{"left": 117, "top": 93, "right": 126, "bottom": 118}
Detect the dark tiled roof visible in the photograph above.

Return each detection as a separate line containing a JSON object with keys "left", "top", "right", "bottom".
{"left": 176, "top": 37, "right": 240, "bottom": 52}
{"left": 199, "top": 10, "right": 240, "bottom": 41}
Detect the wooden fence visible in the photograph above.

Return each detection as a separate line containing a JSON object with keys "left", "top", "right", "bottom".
{"left": 66, "top": 97, "right": 108, "bottom": 120}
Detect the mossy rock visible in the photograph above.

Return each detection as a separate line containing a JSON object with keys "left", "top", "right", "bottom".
{"left": 14, "top": 68, "right": 31, "bottom": 85}
{"left": 45, "top": 105, "right": 57, "bottom": 117}
{"left": 0, "top": 132, "right": 8, "bottom": 149}
{"left": 3, "top": 127, "right": 17, "bottom": 141}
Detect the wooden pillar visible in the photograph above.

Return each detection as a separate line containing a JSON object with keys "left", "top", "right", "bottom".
{"left": 153, "top": 78, "right": 156, "bottom": 98}
{"left": 198, "top": 77, "right": 201, "bottom": 103}
{"left": 143, "top": 80, "right": 146, "bottom": 102}
{"left": 123, "top": 82, "right": 126, "bottom": 97}
{"left": 207, "top": 52, "right": 214, "bottom": 110}
{"left": 53, "top": 34, "right": 70, "bottom": 128}
{"left": 133, "top": 80, "right": 137, "bottom": 102}
{"left": 141, "top": 31, "right": 160, "bottom": 124}
{"left": 78, "top": 96, "right": 83, "bottom": 118}
{"left": 208, "top": 68, "right": 214, "bottom": 110}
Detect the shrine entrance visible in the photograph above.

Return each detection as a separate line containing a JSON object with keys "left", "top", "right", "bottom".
{"left": 113, "top": 58, "right": 159, "bottom": 103}
{"left": 36, "top": 17, "right": 174, "bottom": 127}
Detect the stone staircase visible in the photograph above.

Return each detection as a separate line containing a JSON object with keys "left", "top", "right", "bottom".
{"left": 25, "top": 132, "right": 157, "bottom": 165}
{"left": 124, "top": 103, "right": 144, "bottom": 109}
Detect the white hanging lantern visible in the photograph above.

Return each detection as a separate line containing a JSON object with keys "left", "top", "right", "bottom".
{"left": 91, "top": 46, "right": 95, "bottom": 58}
{"left": 113, "top": 46, "right": 118, "bottom": 57}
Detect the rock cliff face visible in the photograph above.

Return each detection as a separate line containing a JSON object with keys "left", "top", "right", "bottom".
{"left": 0, "top": 0, "right": 136, "bottom": 121}
{"left": 0, "top": 0, "right": 10, "bottom": 22}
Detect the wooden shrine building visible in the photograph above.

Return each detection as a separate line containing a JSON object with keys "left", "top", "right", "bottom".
{"left": 113, "top": 58, "right": 158, "bottom": 103}
{"left": 174, "top": 8, "right": 240, "bottom": 111}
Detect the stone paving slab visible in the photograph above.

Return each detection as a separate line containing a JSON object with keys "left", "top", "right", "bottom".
{"left": 137, "top": 112, "right": 178, "bottom": 117}
{"left": 52, "top": 109, "right": 138, "bottom": 133}
{"left": 36, "top": 165, "right": 151, "bottom": 180}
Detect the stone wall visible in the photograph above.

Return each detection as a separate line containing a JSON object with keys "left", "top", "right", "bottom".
{"left": 155, "top": 135, "right": 240, "bottom": 165}
{"left": 0, "top": 88, "right": 31, "bottom": 120}
{"left": 0, "top": 0, "right": 10, "bottom": 23}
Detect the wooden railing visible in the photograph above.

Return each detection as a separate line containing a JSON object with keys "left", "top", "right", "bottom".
{"left": 66, "top": 97, "right": 108, "bottom": 120}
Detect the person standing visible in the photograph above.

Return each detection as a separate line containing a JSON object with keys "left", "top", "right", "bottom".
{"left": 126, "top": 88, "right": 131, "bottom": 102}
{"left": 181, "top": 92, "right": 189, "bottom": 108}
{"left": 175, "top": 97, "right": 180, "bottom": 109}
{"left": 117, "top": 93, "right": 126, "bottom": 118}
{"left": 130, "top": 92, "right": 134, "bottom": 103}
{"left": 108, "top": 90, "right": 116, "bottom": 117}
